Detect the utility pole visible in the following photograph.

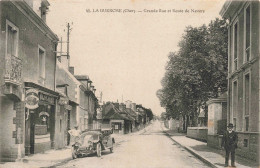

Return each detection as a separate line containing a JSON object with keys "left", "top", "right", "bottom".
{"left": 66, "top": 22, "right": 72, "bottom": 67}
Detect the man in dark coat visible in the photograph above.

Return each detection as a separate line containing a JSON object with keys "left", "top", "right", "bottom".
{"left": 221, "top": 123, "right": 238, "bottom": 167}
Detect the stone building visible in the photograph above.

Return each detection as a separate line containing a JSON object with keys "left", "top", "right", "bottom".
{"left": 220, "top": 0, "right": 259, "bottom": 161}
{"left": 0, "top": 0, "right": 59, "bottom": 161}
{"left": 75, "top": 75, "right": 98, "bottom": 131}
{"left": 55, "top": 62, "right": 80, "bottom": 148}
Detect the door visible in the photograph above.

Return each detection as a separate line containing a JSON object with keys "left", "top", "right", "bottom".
{"left": 29, "top": 111, "right": 35, "bottom": 154}
{"left": 67, "top": 110, "right": 71, "bottom": 145}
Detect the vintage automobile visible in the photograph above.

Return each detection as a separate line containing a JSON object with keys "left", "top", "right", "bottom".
{"left": 71, "top": 129, "right": 115, "bottom": 159}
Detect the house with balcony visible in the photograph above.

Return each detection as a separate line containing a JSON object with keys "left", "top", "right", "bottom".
{"left": 0, "top": 0, "right": 60, "bottom": 161}
{"left": 220, "top": 0, "right": 259, "bottom": 161}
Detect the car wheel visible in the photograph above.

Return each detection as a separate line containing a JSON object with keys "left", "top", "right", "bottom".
{"left": 72, "top": 148, "right": 77, "bottom": 159}
{"left": 110, "top": 144, "right": 113, "bottom": 153}
{"left": 96, "top": 143, "right": 102, "bottom": 157}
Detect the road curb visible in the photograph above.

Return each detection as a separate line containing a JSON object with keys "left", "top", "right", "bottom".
{"left": 162, "top": 129, "right": 218, "bottom": 168}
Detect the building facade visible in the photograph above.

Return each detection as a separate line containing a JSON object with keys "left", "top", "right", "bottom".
{"left": 75, "top": 75, "right": 98, "bottom": 131}
{"left": 0, "top": 0, "right": 59, "bottom": 161}
{"left": 55, "top": 62, "right": 80, "bottom": 148}
{"left": 220, "top": 0, "right": 259, "bottom": 161}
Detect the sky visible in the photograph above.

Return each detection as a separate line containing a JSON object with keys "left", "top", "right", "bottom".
{"left": 47, "top": 0, "right": 226, "bottom": 116}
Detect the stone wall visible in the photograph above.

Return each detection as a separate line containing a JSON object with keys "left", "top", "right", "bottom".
{"left": 187, "top": 127, "right": 208, "bottom": 142}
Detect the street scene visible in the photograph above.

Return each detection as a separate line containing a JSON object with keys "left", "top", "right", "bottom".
{"left": 0, "top": 0, "right": 260, "bottom": 168}
{"left": 55, "top": 121, "right": 210, "bottom": 168}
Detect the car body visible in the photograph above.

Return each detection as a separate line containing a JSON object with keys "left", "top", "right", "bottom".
{"left": 71, "top": 129, "right": 115, "bottom": 159}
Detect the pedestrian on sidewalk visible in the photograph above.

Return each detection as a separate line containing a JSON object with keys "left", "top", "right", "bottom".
{"left": 68, "top": 125, "right": 81, "bottom": 145}
{"left": 221, "top": 123, "right": 238, "bottom": 167}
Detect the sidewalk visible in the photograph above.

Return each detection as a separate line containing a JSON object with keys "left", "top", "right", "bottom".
{"left": 162, "top": 126, "right": 259, "bottom": 168}
{"left": 0, "top": 125, "right": 151, "bottom": 168}
{"left": 0, "top": 147, "right": 71, "bottom": 168}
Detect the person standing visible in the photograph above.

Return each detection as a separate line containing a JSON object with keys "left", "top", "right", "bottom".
{"left": 221, "top": 123, "right": 238, "bottom": 167}
{"left": 68, "top": 125, "right": 81, "bottom": 145}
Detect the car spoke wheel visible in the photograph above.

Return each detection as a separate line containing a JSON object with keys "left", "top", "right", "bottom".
{"left": 96, "top": 143, "right": 102, "bottom": 157}
{"left": 110, "top": 144, "right": 113, "bottom": 153}
{"left": 72, "top": 148, "right": 77, "bottom": 159}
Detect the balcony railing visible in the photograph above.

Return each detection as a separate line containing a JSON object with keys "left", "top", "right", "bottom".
{"left": 4, "top": 54, "right": 22, "bottom": 85}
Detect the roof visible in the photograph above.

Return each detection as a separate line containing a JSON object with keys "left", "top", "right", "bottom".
{"left": 126, "top": 108, "right": 137, "bottom": 117}
{"left": 103, "top": 103, "right": 133, "bottom": 121}
{"left": 219, "top": 0, "right": 245, "bottom": 18}
{"left": 75, "top": 75, "right": 89, "bottom": 81}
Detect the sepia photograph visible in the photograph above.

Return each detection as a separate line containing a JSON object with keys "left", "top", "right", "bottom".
{"left": 0, "top": 0, "right": 259, "bottom": 167}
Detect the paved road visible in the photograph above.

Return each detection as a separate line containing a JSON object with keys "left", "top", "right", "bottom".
{"left": 56, "top": 121, "right": 209, "bottom": 168}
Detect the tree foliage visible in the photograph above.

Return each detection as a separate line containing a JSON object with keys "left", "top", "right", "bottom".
{"left": 157, "top": 18, "right": 228, "bottom": 129}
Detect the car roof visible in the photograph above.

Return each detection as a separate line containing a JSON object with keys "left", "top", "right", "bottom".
{"left": 81, "top": 131, "right": 101, "bottom": 136}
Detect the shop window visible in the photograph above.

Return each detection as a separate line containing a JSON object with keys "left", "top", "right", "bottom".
{"left": 35, "top": 105, "right": 50, "bottom": 135}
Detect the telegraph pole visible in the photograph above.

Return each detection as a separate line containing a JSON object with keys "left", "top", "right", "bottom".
{"left": 66, "top": 23, "right": 71, "bottom": 67}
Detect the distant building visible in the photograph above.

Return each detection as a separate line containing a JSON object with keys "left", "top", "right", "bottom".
{"left": 75, "top": 75, "right": 98, "bottom": 131}
{"left": 102, "top": 102, "right": 133, "bottom": 134}
{"left": 220, "top": 0, "right": 259, "bottom": 161}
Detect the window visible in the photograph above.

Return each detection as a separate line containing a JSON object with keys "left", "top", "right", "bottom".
{"left": 245, "top": 117, "right": 249, "bottom": 131}
{"left": 6, "top": 20, "right": 19, "bottom": 57}
{"left": 245, "top": 4, "right": 251, "bottom": 62}
{"left": 244, "top": 73, "right": 250, "bottom": 131}
{"left": 244, "top": 139, "right": 248, "bottom": 147}
{"left": 232, "top": 81, "right": 238, "bottom": 120}
{"left": 38, "top": 46, "right": 46, "bottom": 79}
{"left": 60, "top": 119, "right": 62, "bottom": 132}
{"left": 233, "top": 118, "right": 237, "bottom": 131}
{"left": 84, "top": 118, "right": 88, "bottom": 130}
{"left": 245, "top": 74, "right": 250, "bottom": 115}
{"left": 233, "top": 22, "right": 238, "bottom": 71}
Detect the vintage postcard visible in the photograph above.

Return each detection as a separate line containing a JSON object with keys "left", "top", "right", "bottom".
{"left": 0, "top": 0, "right": 259, "bottom": 167}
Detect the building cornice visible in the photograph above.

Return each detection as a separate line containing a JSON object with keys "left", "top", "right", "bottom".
{"left": 11, "top": 1, "right": 59, "bottom": 42}
{"left": 228, "top": 57, "right": 258, "bottom": 79}
{"left": 220, "top": 0, "right": 246, "bottom": 19}
{"left": 206, "top": 98, "right": 227, "bottom": 105}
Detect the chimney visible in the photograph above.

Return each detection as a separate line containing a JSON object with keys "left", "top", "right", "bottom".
{"left": 119, "top": 103, "right": 126, "bottom": 112}
{"left": 114, "top": 103, "right": 119, "bottom": 110}
{"left": 69, "top": 67, "right": 74, "bottom": 75}
{"left": 125, "top": 100, "right": 132, "bottom": 108}
{"left": 131, "top": 103, "right": 136, "bottom": 111}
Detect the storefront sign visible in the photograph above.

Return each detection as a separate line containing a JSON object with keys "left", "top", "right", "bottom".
{"left": 25, "top": 89, "right": 39, "bottom": 109}
{"left": 39, "top": 93, "right": 55, "bottom": 105}
{"left": 39, "top": 111, "right": 50, "bottom": 117}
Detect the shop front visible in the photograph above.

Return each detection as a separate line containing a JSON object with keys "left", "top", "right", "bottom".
{"left": 24, "top": 83, "right": 58, "bottom": 155}
{"left": 110, "top": 120, "right": 124, "bottom": 134}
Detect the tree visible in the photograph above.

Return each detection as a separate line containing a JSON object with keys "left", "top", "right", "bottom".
{"left": 157, "top": 18, "right": 228, "bottom": 131}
